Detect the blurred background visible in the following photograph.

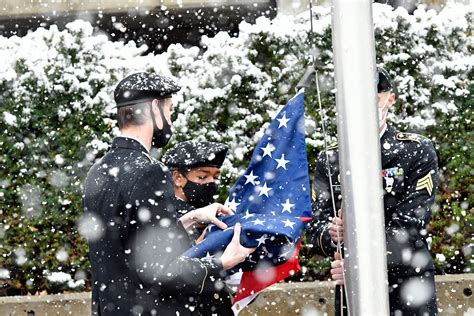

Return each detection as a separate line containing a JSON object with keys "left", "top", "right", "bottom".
{"left": 0, "top": 0, "right": 470, "bottom": 53}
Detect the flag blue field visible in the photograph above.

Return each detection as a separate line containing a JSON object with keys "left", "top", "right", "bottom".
{"left": 182, "top": 90, "right": 312, "bottom": 277}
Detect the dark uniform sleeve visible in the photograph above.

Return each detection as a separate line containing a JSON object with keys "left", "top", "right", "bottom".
{"left": 306, "top": 151, "right": 338, "bottom": 258}
{"left": 385, "top": 138, "right": 439, "bottom": 272}
{"left": 127, "top": 164, "right": 224, "bottom": 295}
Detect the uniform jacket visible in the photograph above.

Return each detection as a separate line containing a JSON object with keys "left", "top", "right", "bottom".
{"left": 83, "top": 137, "right": 226, "bottom": 315}
{"left": 307, "top": 125, "right": 439, "bottom": 277}
{"left": 174, "top": 198, "right": 234, "bottom": 316}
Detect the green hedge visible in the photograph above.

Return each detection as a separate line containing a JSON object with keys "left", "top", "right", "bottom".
{"left": 0, "top": 3, "right": 472, "bottom": 294}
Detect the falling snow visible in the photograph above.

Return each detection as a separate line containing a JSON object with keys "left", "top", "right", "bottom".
{"left": 0, "top": 2, "right": 471, "bottom": 314}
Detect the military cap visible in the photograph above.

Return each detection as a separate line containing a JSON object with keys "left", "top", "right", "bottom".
{"left": 163, "top": 140, "right": 228, "bottom": 170}
{"left": 376, "top": 67, "right": 393, "bottom": 93}
{"left": 114, "top": 72, "right": 181, "bottom": 107}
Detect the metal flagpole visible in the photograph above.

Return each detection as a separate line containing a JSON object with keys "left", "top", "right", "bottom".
{"left": 330, "top": 0, "right": 390, "bottom": 315}
{"left": 297, "top": 1, "right": 350, "bottom": 314}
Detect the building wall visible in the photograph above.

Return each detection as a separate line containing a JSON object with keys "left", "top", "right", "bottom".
{"left": 0, "top": 0, "right": 277, "bottom": 53}
{"left": 0, "top": 0, "right": 270, "bottom": 18}
{"left": 0, "top": 0, "right": 471, "bottom": 20}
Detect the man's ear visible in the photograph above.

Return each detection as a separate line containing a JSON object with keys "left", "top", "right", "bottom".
{"left": 387, "top": 92, "right": 396, "bottom": 108}
{"left": 151, "top": 99, "right": 164, "bottom": 128}
{"left": 149, "top": 99, "right": 157, "bottom": 113}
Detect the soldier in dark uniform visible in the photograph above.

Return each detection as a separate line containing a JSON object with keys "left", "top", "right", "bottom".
{"left": 163, "top": 140, "right": 233, "bottom": 315}
{"left": 163, "top": 140, "right": 228, "bottom": 219}
{"left": 307, "top": 68, "right": 439, "bottom": 315}
{"left": 83, "top": 72, "right": 254, "bottom": 315}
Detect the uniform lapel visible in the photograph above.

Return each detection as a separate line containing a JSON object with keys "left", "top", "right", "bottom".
{"left": 380, "top": 125, "right": 398, "bottom": 168}
{"left": 380, "top": 126, "right": 405, "bottom": 194}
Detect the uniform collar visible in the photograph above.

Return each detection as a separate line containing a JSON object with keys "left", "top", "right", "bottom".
{"left": 174, "top": 196, "right": 195, "bottom": 217}
{"left": 381, "top": 124, "right": 397, "bottom": 143}
{"left": 116, "top": 135, "right": 150, "bottom": 153}
{"left": 112, "top": 136, "right": 153, "bottom": 161}
{"left": 175, "top": 196, "right": 193, "bottom": 208}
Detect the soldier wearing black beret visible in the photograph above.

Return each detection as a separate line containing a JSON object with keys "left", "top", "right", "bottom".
{"left": 83, "top": 72, "right": 254, "bottom": 315}
{"left": 163, "top": 140, "right": 228, "bottom": 209}
{"left": 163, "top": 140, "right": 233, "bottom": 315}
{"left": 307, "top": 67, "right": 439, "bottom": 315}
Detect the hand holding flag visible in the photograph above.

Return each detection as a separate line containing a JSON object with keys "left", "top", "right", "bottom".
{"left": 221, "top": 223, "right": 257, "bottom": 270}
{"left": 182, "top": 90, "right": 312, "bottom": 313}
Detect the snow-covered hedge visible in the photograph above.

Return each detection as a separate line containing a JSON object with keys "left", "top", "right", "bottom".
{"left": 0, "top": 3, "right": 472, "bottom": 294}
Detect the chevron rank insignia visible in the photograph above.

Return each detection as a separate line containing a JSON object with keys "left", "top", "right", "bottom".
{"left": 416, "top": 172, "right": 434, "bottom": 195}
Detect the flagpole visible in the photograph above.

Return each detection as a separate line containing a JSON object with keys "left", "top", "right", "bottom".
{"left": 299, "top": 1, "right": 348, "bottom": 314}
{"left": 331, "top": 1, "right": 390, "bottom": 315}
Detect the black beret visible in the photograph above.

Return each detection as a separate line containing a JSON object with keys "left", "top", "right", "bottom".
{"left": 163, "top": 140, "right": 228, "bottom": 170}
{"left": 376, "top": 67, "right": 393, "bottom": 93}
{"left": 114, "top": 72, "right": 181, "bottom": 107}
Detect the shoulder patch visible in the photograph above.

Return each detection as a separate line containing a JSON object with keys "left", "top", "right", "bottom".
{"left": 396, "top": 132, "right": 424, "bottom": 144}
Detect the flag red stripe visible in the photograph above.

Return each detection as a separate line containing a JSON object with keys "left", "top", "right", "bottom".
{"left": 233, "top": 241, "right": 302, "bottom": 303}
{"left": 300, "top": 216, "right": 312, "bottom": 222}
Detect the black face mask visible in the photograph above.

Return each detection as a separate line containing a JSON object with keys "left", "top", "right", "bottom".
{"left": 150, "top": 103, "right": 172, "bottom": 148}
{"left": 182, "top": 180, "right": 218, "bottom": 208}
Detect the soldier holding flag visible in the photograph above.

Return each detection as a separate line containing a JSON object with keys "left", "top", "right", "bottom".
{"left": 163, "top": 140, "right": 234, "bottom": 315}
{"left": 83, "top": 72, "right": 254, "bottom": 315}
{"left": 307, "top": 68, "right": 439, "bottom": 315}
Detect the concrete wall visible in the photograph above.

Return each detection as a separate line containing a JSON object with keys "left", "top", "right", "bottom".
{"left": 241, "top": 274, "right": 474, "bottom": 315}
{"left": 0, "top": 274, "right": 472, "bottom": 315}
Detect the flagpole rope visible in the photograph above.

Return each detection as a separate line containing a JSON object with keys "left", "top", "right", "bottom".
{"left": 308, "top": 1, "right": 351, "bottom": 315}
{"left": 314, "top": 68, "right": 348, "bottom": 316}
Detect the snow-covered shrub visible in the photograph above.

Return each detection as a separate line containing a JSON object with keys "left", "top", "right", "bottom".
{"left": 372, "top": 4, "right": 473, "bottom": 276}
{"left": 0, "top": 21, "right": 168, "bottom": 294}
{"left": 0, "top": 3, "right": 471, "bottom": 294}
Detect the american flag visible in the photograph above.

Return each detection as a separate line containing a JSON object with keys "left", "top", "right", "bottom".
{"left": 182, "top": 90, "right": 312, "bottom": 313}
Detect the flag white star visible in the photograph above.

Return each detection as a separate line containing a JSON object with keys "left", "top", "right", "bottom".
{"left": 256, "top": 235, "right": 268, "bottom": 246}
{"left": 279, "top": 249, "right": 290, "bottom": 258}
{"left": 277, "top": 113, "right": 290, "bottom": 128}
{"left": 261, "top": 143, "right": 275, "bottom": 158}
{"left": 203, "top": 252, "right": 214, "bottom": 260}
{"left": 282, "top": 218, "right": 296, "bottom": 228}
{"left": 225, "top": 198, "right": 240, "bottom": 211}
{"left": 275, "top": 154, "right": 290, "bottom": 170}
{"left": 244, "top": 170, "right": 258, "bottom": 185}
{"left": 258, "top": 182, "right": 272, "bottom": 197}
{"left": 252, "top": 218, "right": 265, "bottom": 226}
{"left": 279, "top": 246, "right": 293, "bottom": 259}
{"left": 242, "top": 210, "right": 255, "bottom": 220}
{"left": 281, "top": 199, "right": 295, "bottom": 213}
